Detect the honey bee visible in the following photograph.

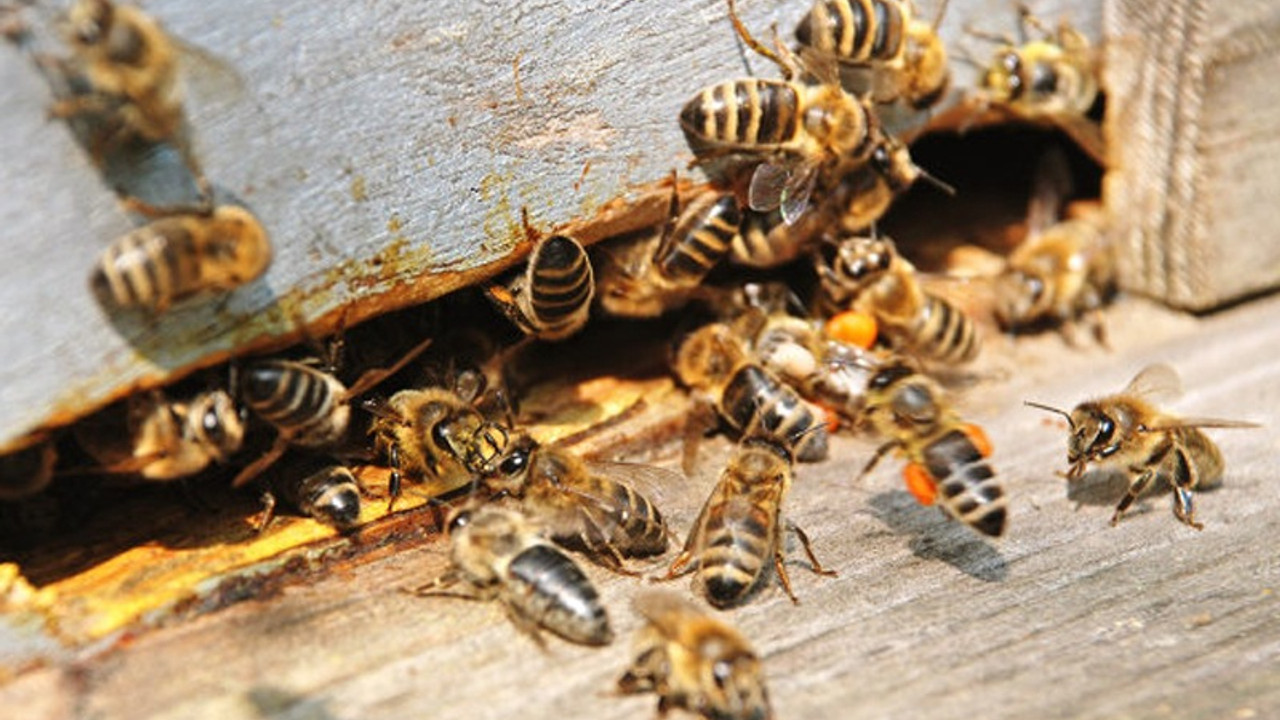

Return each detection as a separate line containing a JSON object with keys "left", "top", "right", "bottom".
{"left": 53, "top": 0, "right": 212, "bottom": 198}
{"left": 661, "top": 436, "right": 836, "bottom": 608}
{"left": 482, "top": 433, "right": 676, "bottom": 573}
{"left": 367, "top": 378, "right": 512, "bottom": 510}
{"left": 75, "top": 388, "right": 246, "bottom": 481}
{"left": 255, "top": 456, "right": 362, "bottom": 532}
{"left": 415, "top": 505, "right": 612, "bottom": 646}
{"left": 487, "top": 234, "right": 594, "bottom": 341}
{"left": 673, "top": 322, "right": 830, "bottom": 465}
{"left": 860, "top": 362, "right": 1006, "bottom": 536}
{"left": 0, "top": 437, "right": 58, "bottom": 500}
{"left": 794, "top": 0, "right": 952, "bottom": 111}
{"left": 90, "top": 204, "right": 272, "bottom": 314}
{"left": 732, "top": 287, "right": 879, "bottom": 424}
{"left": 596, "top": 186, "right": 740, "bottom": 318}
{"left": 967, "top": 6, "right": 1104, "bottom": 163}
{"left": 679, "top": 0, "right": 896, "bottom": 225}
{"left": 994, "top": 148, "right": 1114, "bottom": 342}
{"left": 618, "top": 590, "right": 773, "bottom": 720}
{"left": 814, "top": 233, "right": 980, "bottom": 363}
{"left": 233, "top": 336, "right": 435, "bottom": 490}
{"left": 1025, "top": 364, "right": 1258, "bottom": 530}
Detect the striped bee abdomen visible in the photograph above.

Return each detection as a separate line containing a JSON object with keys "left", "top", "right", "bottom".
{"left": 699, "top": 502, "right": 775, "bottom": 608}
{"left": 241, "top": 362, "right": 347, "bottom": 447}
{"left": 721, "top": 365, "right": 829, "bottom": 462}
{"left": 523, "top": 234, "right": 593, "bottom": 339}
{"left": 656, "top": 194, "right": 739, "bottom": 283}
{"left": 507, "top": 543, "right": 612, "bottom": 646}
{"left": 795, "top": 0, "right": 905, "bottom": 63}
{"left": 913, "top": 294, "right": 980, "bottom": 363}
{"left": 90, "top": 222, "right": 200, "bottom": 311}
{"left": 922, "top": 428, "right": 1006, "bottom": 537}
{"left": 680, "top": 79, "right": 801, "bottom": 153}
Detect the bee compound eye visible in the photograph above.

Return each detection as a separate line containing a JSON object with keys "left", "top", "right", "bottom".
{"left": 712, "top": 660, "right": 733, "bottom": 688}
{"left": 447, "top": 510, "right": 472, "bottom": 534}
{"left": 498, "top": 449, "right": 528, "bottom": 476}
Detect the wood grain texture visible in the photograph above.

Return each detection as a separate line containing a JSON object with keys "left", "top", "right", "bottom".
{"left": 1104, "top": 0, "right": 1280, "bottom": 310}
{"left": 0, "top": 291, "right": 1276, "bottom": 719}
{"left": 0, "top": 0, "right": 1103, "bottom": 452}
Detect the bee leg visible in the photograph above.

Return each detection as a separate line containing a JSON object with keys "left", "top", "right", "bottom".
{"left": 344, "top": 336, "right": 436, "bottom": 399}
{"left": 1169, "top": 447, "right": 1205, "bottom": 531}
{"left": 410, "top": 569, "right": 466, "bottom": 597}
{"left": 387, "top": 443, "right": 403, "bottom": 513}
{"left": 789, "top": 522, "right": 838, "bottom": 577}
{"left": 773, "top": 546, "right": 801, "bottom": 604}
{"left": 681, "top": 399, "right": 719, "bottom": 475}
{"left": 858, "top": 441, "right": 901, "bottom": 482}
{"left": 230, "top": 439, "right": 288, "bottom": 489}
{"left": 253, "top": 490, "right": 277, "bottom": 533}
{"left": 655, "top": 550, "right": 696, "bottom": 583}
{"left": 1111, "top": 468, "right": 1156, "bottom": 526}
{"left": 500, "top": 604, "right": 549, "bottom": 651}
{"left": 616, "top": 648, "right": 662, "bottom": 694}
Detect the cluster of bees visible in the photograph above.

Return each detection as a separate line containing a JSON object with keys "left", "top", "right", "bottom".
{"left": 0, "top": 1, "right": 1262, "bottom": 718}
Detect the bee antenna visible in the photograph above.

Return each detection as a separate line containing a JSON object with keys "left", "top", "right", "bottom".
{"left": 1023, "top": 400, "right": 1074, "bottom": 429}
{"left": 931, "top": 0, "right": 951, "bottom": 31}
{"left": 916, "top": 166, "right": 956, "bottom": 196}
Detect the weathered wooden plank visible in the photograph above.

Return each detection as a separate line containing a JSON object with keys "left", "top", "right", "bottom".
{"left": 1104, "top": 0, "right": 1280, "bottom": 310}
{"left": 0, "top": 0, "right": 1103, "bottom": 453}
{"left": 1, "top": 290, "right": 1275, "bottom": 719}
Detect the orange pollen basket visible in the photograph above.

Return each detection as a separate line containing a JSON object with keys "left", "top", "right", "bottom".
{"left": 903, "top": 463, "right": 938, "bottom": 506}
{"left": 825, "top": 311, "right": 878, "bottom": 350}
{"left": 961, "top": 423, "right": 993, "bottom": 458}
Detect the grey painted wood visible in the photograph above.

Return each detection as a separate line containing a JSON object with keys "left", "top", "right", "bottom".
{"left": 0, "top": 0, "right": 1101, "bottom": 453}
{"left": 1, "top": 291, "right": 1275, "bottom": 719}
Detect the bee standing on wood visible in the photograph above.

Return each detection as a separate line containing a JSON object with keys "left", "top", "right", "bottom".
{"left": 618, "top": 590, "right": 773, "bottom": 720}
{"left": 861, "top": 362, "right": 1007, "bottom": 537}
{"left": 661, "top": 435, "right": 836, "bottom": 608}
{"left": 1026, "top": 364, "right": 1259, "bottom": 530}
{"left": 415, "top": 506, "right": 613, "bottom": 647}
{"left": 90, "top": 204, "right": 272, "bottom": 315}
{"left": 482, "top": 434, "right": 676, "bottom": 574}
{"left": 814, "top": 233, "right": 980, "bottom": 364}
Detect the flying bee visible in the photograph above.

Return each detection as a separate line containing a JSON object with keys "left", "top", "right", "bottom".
{"left": 482, "top": 433, "right": 677, "bottom": 574}
{"left": 661, "top": 436, "right": 835, "bottom": 608}
{"left": 966, "top": 6, "right": 1104, "bottom": 163}
{"left": 74, "top": 388, "right": 246, "bottom": 482}
{"left": 673, "top": 321, "right": 830, "bottom": 467}
{"left": 860, "top": 362, "right": 1006, "bottom": 536}
{"left": 51, "top": 0, "right": 216, "bottom": 200}
{"left": 0, "top": 436, "right": 58, "bottom": 500}
{"left": 366, "top": 373, "right": 513, "bottom": 510}
{"left": 1025, "top": 364, "right": 1259, "bottom": 530}
{"left": 814, "top": 233, "right": 980, "bottom": 364}
{"left": 487, "top": 233, "right": 594, "bottom": 341}
{"left": 618, "top": 590, "right": 773, "bottom": 720}
{"left": 233, "top": 336, "right": 435, "bottom": 490}
{"left": 794, "top": 0, "right": 952, "bottom": 111}
{"left": 415, "top": 505, "right": 613, "bottom": 647}
{"left": 994, "top": 147, "right": 1115, "bottom": 342}
{"left": 255, "top": 455, "right": 362, "bottom": 533}
{"left": 90, "top": 204, "right": 272, "bottom": 315}
{"left": 596, "top": 184, "right": 740, "bottom": 318}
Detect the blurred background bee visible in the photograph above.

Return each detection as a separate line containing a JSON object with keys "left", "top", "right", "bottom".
{"left": 0, "top": 435, "right": 59, "bottom": 501}
{"left": 1026, "top": 364, "right": 1259, "bottom": 530}
{"left": 673, "top": 321, "right": 830, "bottom": 468}
{"left": 793, "top": 0, "right": 953, "bottom": 113}
{"left": 73, "top": 387, "right": 245, "bottom": 482}
{"left": 596, "top": 183, "right": 739, "bottom": 318}
{"left": 860, "top": 362, "right": 1007, "bottom": 537}
{"left": 488, "top": 233, "right": 594, "bottom": 341}
{"left": 618, "top": 590, "right": 773, "bottom": 720}
{"left": 366, "top": 369, "right": 511, "bottom": 510}
{"left": 814, "top": 233, "right": 980, "bottom": 364}
{"left": 415, "top": 506, "right": 612, "bottom": 647}
{"left": 992, "top": 147, "right": 1114, "bottom": 343}
{"left": 964, "top": 5, "right": 1104, "bottom": 164}
{"left": 661, "top": 435, "right": 835, "bottom": 608}
{"left": 481, "top": 433, "right": 677, "bottom": 574}
{"left": 90, "top": 203, "right": 272, "bottom": 315}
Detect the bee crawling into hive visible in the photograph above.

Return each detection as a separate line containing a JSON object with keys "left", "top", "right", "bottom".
{"left": 414, "top": 505, "right": 613, "bottom": 647}
{"left": 618, "top": 590, "right": 773, "bottom": 720}
{"left": 487, "top": 230, "right": 595, "bottom": 342}
{"left": 1025, "top": 364, "right": 1259, "bottom": 530}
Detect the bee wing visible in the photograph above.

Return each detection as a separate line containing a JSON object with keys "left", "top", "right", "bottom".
{"left": 173, "top": 38, "right": 247, "bottom": 107}
{"left": 1141, "top": 417, "right": 1261, "bottom": 432}
{"left": 749, "top": 160, "right": 818, "bottom": 225}
{"left": 581, "top": 460, "right": 697, "bottom": 511}
{"left": 1026, "top": 146, "right": 1073, "bottom": 238}
{"left": 1123, "top": 363, "right": 1183, "bottom": 404}
{"left": 632, "top": 589, "right": 704, "bottom": 634}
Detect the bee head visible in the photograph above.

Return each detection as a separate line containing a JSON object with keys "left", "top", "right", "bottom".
{"left": 992, "top": 270, "right": 1047, "bottom": 329}
{"left": 66, "top": 0, "right": 111, "bottom": 49}
{"left": 190, "top": 390, "right": 245, "bottom": 461}
{"left": 700, "top": 638, "right": 771, "bottom": 720}
{"left": 834, "top": 235, "right": 894, "bottom": 285}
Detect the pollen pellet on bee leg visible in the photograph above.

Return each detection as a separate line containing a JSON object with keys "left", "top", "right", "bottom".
{"left": 903, "top": 463, "right": 938, "bottom": 506}
{"left": 825, "top": 310, "right": 878, "bottom": 349}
